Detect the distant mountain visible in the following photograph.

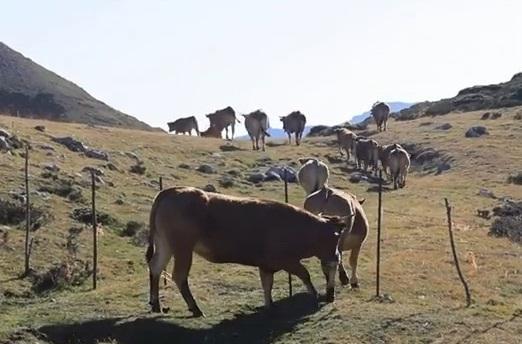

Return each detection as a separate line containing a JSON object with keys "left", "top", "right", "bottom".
{"left": 350, "top": 101, "right": 415, "bottom": 123}
{"left": 0, "top": 42, "right": 152, "bottom": 130}
{"left": 394, "top": 73, "right": 522, "bottom": 121}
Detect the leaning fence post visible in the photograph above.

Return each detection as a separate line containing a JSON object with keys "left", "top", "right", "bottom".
{"left": 283, "top": 168, "right": 293, "bottom": 297}
{"left": 23, "top": 145, "right": 32, "bottom": 276}
{"left": 376, "top": 170, "right": 383, "bottom": 297}
{"left": 444, "top": 198, "right": 471, "bottom": 307}
{"left": 91, "top": 171, "right": 98, "bottom": 290}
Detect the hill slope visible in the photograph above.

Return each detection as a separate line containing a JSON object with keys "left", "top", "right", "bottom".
{"left": 0, "top": 42, "right": 152, "bottom": 130}
{"left": 0, "top": 109, "right": 521, "bottom": 343}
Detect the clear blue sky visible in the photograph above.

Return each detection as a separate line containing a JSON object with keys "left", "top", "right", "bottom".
{"left": 2, "top": 0, "right": 521, "bottom": 133}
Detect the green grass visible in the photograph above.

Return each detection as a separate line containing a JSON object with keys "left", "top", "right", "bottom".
{"left": 1, "top": 108, "right": 522, "bottom": 343}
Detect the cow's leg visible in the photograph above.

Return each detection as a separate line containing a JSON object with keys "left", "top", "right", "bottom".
{"left": 321, "top": 259, "right": 338, "bottom": 302}
{"left": 284, "top": 262, "right": 317, "bottom": 300}
{"left": 296, "top": 133, "right": 300, "bottom": 146}
{"left": 287, "top": 133, "right": 291, "bottom": 145}
{"left": 255, "top": 136, "right": 260, "bottom": 151}
{"left": 258, "top": 267, "right": 274, "bottom": 308}
{"left": 225, "top": 126, "right": 230, "bottom": 140}
{"left": 148, "top": 240, "right": 171, "bottom": 312}
{"left": 231, "top": 123, "right": 235, "bottom": 140}
{"left": 349, "top": 245, "right": 362, "bottom": 288}
{"left": 251, "top": 136, "right": 255, "bottom": 150}
{"left": 172, "top": 247, "right": 203, "bottom": 317}
{"left": 261, "top": 134, "right": 266, "bottom": 152}
{"left": 337, "top": 251, "right": 350, "bottom": 286}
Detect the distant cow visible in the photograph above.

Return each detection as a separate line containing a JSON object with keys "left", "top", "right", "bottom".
{"left": 200, "top": 125, "right": 222, "bottom": 138}
{"left": 355, "top": 138, "right": 379, "bottom": 172}
{"left": 371, "top": 102, "right": 390, "bottom": 132}
{"left": 304, "top": 186, "right": 369, "bottom": 288}
{"left": 297, "top": 158, "right": 330, "bottom": 195}
{"left": 206, "top": 106, "right": 240, "bottom": 140}
{"left": 280, "top": 111, "right": 307, "bottom": 146}
{"left": 378, "top": 143, "right": 404, "bottom": 177}
{"left": 335, "top": 128, "right": 357, "bottom": 163}
{"left": 243, "top": 110, "right": 270, "bottom": 151}
{"left": 388, "top": 147, "right": 410, "bottom": 189}
{"left": 146, "top": 187, "right": 349, "bottom": 316}
{"left": 167, "top": 116, "right": 200, "bottom": 136}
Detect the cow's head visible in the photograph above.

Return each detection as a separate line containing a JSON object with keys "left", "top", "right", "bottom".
{"left": 167, "top": 122, "right": 175, "bottom": 132}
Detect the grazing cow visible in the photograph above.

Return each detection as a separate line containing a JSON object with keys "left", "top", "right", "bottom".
{"left": 304, "top": 186, "right": 368, "bottom": 288}
{"left": 200, "top": 125, "right": 222, "bottom": 138}
{"left": 146, "top": 187, "right": 350, "bottom": 316}
{"left": 243, "top": 110, "right": 271, "bottom": 151}
{"left": 167, "top": 116, "right": 200, "bottom": 136}
{"left": 371, "top": 102, "right": 390, "bottom": 132}
{"left": 280, "top": 111, "right": 307, "bottom": 146}
{"left": 297, "top": 158, "right": 330, "bottom": 195}
{"left": 388, "top": 147, "right": 410, "bottom": 189}
{"left": 355, "top": 138, "right": 379, "bottom": 172}
{"left": 206, "top": 106, "right": 240, "bottom": 140}
{"left": 378, "top": 143, "right": 404, "bottom": 178}
{"left": 335, "top": 128, "right": 357, "bottom": 163}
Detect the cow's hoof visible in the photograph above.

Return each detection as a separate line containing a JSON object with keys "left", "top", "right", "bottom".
{"left": 326, "top": 288, "right": 335, "bottom": 303}
{"left": 339, "top": 274, "right": 350, "bottom": 286}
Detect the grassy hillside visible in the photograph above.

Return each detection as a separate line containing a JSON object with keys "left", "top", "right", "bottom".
{"left": 0, "top": 42, "right": 152, "bottom": 131}
{"left": 0, "top": 107, "right": 521, "bottom": 343}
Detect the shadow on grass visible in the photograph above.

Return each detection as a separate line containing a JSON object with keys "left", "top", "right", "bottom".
{"left": 37, "top": 293, "right": 319, "bottom": 344}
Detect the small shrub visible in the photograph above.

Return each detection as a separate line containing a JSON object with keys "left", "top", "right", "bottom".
{"left": 130, "top": 162, "right": 146, "bottom": 175}
{"left": 490, "top": 215, "right": 522, "bottom": 244}
{"left": 122, "top": 221, "right": 144, "bottom": 237}
{"left": 508, "top": 172, "right": 522, "bottom": 185}
{"left": 0, "top": 198, "right": 50, "bottom": 230}
{"left": 31, "top": 260, "right": 92, "bottom": 294}
{"left": 71, "top": 208, "right": 118, "bottom": 226}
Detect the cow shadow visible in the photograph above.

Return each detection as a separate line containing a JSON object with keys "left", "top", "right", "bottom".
{"left": 37, "top": 294, "right": 320, "bottom": 344}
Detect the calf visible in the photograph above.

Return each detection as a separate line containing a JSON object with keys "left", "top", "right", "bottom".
{"left": 146, "top": 187, "right": 349, "bottom": 316}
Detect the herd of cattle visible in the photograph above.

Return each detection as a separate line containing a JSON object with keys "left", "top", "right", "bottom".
{"left": 148, "top": 102, "right": 409, "bottom": 316}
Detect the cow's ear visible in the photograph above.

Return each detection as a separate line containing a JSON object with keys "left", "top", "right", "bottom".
{"left": 298, "top": 158, "right": 310, "bottom": 165}
{"left": 358, "top": 198, "right": 366, "bottom": 205}
{"left": 279, "top": 116, "right": 284, "bottom": 121}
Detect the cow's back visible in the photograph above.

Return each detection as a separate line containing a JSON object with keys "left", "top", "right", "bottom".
{"left": 298, "top": 159, "right": 329, "bottom": 195}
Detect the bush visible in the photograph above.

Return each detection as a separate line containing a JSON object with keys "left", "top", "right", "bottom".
{"left": 130, "top": 162, "right": 146, "bottom": 175}
{"left": 31, "top": 260, "right": 92, "bottom": 294}
{"left": 0, "top": 198, "right": 50, "bottom": 230}
{"left": 490, "top": 216, "right": 522, "bottom": 244}
{"left": 508, "top": 172, "right": 522, "bottom": 185}
{"left": 122, "top": 221, "right": 144, "bottom": 237}
{"left": 71, "top": 208, "right": 118, "bottom": 226}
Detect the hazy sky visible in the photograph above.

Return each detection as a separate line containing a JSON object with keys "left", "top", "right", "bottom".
{"left": 2, "top": 0, "right": 521, "bottom": 133}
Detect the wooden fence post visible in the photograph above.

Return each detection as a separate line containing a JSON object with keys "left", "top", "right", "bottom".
{"left": 23, "top": 145, "right": 32, "bottom": 276}
{"left": 376, "top": 170, "right": 383, "bottom": 297}
{"left": 91, "top": 171, "right": 98, "bottom": 290}
{"left": 283, "top": 168, "right": 293, "bottom": 297}
{"left": 444, "top": 198, "right": 471, "bottom": 307}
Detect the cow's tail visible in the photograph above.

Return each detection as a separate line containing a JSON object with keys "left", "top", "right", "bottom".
{"left": 146, "top": 191, "right": 162, "bottom": 264}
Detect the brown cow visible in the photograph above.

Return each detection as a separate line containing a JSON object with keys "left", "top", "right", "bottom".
{"left": 355, "top": 138, "right": 379, "bottom": 172}
{"left": 243, "top": 110, "right": 270, "bottom": 151}
{"left": 335, "top": 128, "right": 357, "bottom": 163}
{"left": 378, "top": 143, "right": 404, "bottom": 178}
{"left": 371, "top": 102, "right": 390, "bottom": 132}
{"left": 146, "top": 187, "right": 350, "bottom": 316}
{"left": 167, "top": 116, "right": 200, "bottom": 136}
{"left": 200, "top": 125, "right": 222, "bottom": 138}
{"left": 304, "top": 186, "right": 368, "bottom": 288}
{"left": 206, "top": 106, "right": 240, "bottom": 140}
{"left": 389, "top": 147, "right": 410, "bottom": 189}
{"left": 280, "top": 111, "right": 307, "bottom": 145}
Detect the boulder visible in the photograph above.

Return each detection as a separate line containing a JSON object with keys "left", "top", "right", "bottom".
{"left": 82, "top": 166, "right": 104, "bottom": 176}
{"left": 52, "top": 137, "right": 87, "bottom": 152}
{"left": 85, "top": 148, "right": 109, "bottom": 161}
{"left": 34, "top": 125, "right": 46, "bottom": 132}
{"left": 247, "top": 173, "right": 265, "bottom": 184}
{"left": 203, "top": 184, "right": 217, "bottom": 192}
{"left": 218, "top": 176, "right": 235, "bottom": 188}
{"left": 0, "top": 128, "right": 11, "bottom": 138}
{"left": 465, "top": 126, "right": 489, "bottom": 138}
{"left": 43, "top": 163, "right": 60, "bottom": 173}
{"left": 0, "top": 137, "right": 10, "bottom": 151}
{"left": 197, "top": 164, "right": 216, "bottom": 174}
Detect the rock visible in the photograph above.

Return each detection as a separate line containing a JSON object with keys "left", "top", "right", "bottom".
{"left": 465, "top": 126, "right": 489, "bottom": 138}
{"left": 85, "top": 148, "right": 109, "bottom": 161}
{"left": 478, "top": 188, "right": 496, "bottom": 199}
{"left": 203, "top": 184, "right": 217, "bottom": 192}
{"left": 38, "top": 144, "right": 55, "bottom": 151}
{"left": 491, "top": 112, "right": 502, "bottom": 119}
{"left": 0, "top": 137, "right": 10, "bottom": 151}
{"left": 349, "top": 173, "right": 362, "bottom": 183}
{"left": 508, "top": 172, "right": 522, "bottom": 185}
{"left": 266, "top": 166, "right": 297, "bottom": 182}
{"left": 178, "top": 163, "right": 191, "bottom": 169}
{"left": 264, "top": 171, "right": 282, "bottom": 182}
{"left": 34, "top": 125, "right": 46, "bottom": 132}
{"left": 227, "top": 169, "right": 241, "bottom": 177}
{"left": 325, "top": 154, "right": 344, "bottom": 164}
{"left": 0, "top": 128, "right": 11, "bottom": 138}
{"left": 82, "top": 166, "right": 104, "bottom": 176}
{"left": 218, "top": 176, "right": 235, "bottom": 188}
{"left": 125, "top": 152, "right": 140, "bottom": 162}
{"left": 130, "top": 162, "right": 146, "bottom": 175}
{"left": 481, "top": 112, "right": 490, "bottom": 120}
{"left": 435, "top": 123, "right": 452, "bottom": 130}
{"left": 106, "top": 162, "right": 120, "bottom": 172}
{"left": 52, "top": 137, "right": 86, "bottom": 152}
{"left": 197, "top": 164, "right": 216, "bottom": 174}
{"left": 43, "top": 163, "right": 60, "bottom": 173}
{"left": 219, "top": 144, "right": 243, "bottom": 152}
{"left": 247, "top": 173, "right": 265, "bottom": 184}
